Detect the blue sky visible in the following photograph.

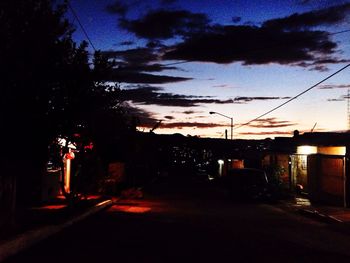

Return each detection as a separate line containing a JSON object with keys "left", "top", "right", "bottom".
{"left": 67, "top": 0, "right": 350, "bottom": 139}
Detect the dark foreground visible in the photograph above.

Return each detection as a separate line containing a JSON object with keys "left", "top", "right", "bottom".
{"left": 5, "top": 177, "right": 350, "bottom": 262}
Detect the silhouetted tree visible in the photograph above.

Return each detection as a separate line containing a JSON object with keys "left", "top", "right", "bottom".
{"left": 0, "top": 0, "right": 70, "bottom": 229}
{"left": 0, "top": 0, "right": 127, "bottom": 227}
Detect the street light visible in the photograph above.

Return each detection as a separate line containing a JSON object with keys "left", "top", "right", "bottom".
{"left": 209, "top": 111, "right": 233, "bottom": 140}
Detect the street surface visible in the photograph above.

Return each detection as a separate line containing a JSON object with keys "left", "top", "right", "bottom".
{"left": 5, "top": 176, "right": 350, "bottom": 262}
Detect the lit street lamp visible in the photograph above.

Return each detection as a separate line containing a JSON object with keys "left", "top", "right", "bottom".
{"left": 209, "top": 111, "right": 233, "bottom": 140}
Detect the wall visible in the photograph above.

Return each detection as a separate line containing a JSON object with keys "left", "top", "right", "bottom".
{"left": 262, "top": 153, "right": 291, "bottom": 187}
{"left": 308, "top": 154, "right": 345, "bottom": 206}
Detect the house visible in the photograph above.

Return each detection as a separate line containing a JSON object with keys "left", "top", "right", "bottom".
{"left": 292, "top": 132, "right": 349, "bottom": 207}
{"left": 262, "top": 132, "right": 350, "bottom": 207}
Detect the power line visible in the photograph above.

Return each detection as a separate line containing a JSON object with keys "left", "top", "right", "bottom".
{"left": 67, "top": 1, "right": 97, "bottom": 52}
{"left": 234, "top": 62, "right": 350, "bottom": 130}
{"left": 329, "top": 29, "right": 350, "bottom": 36}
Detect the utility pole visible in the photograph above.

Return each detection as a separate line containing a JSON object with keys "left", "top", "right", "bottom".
{"left": 209, "top": 111, "right": 233, "bottom": 140}
{"left": 348, "top": 88, "right": 350, "bottom": 131}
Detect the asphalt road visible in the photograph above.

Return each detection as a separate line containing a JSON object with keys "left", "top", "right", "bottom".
{"left": 5, "top": 176, "right": 350, "bottom": 262}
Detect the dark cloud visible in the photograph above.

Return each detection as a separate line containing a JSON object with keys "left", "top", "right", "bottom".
{"left": 121, "top": 86, "right": 235, "bottom": 107}
{"left": 232, "top": 16, "right": 242, "bottom": 23}
{"left": 105, "top": 0, "right": 147, "bottom": 16}
{"left": 107, "top": 3, "right": 349, "bottom": 70}
{"left": 108, "top": 69, "right": 191, "bottom": 84}
{"left": 123, "top": 104, "right": 159, "bottom": 128}
{"left": 298, "top": 0, "right": 312, "bottom": 4}
{"left": 183, "top": 110, "right": 198, "bottom": 114}
{"left": 119, "top": 9, "right": 210, "bottom": 39}
{"left": 238, "top": 131, "right": 294, "bottom": 136}
{"left": 103, "top": 47, "right": 191, "bottom": 83}
{"left": 247, "top": 118, "right": 297, "bottom": 128}
{"left": 312, "top": 65, "right": 328, "bottom": 71}
{"left": 119, "top": 41, "right": 134, "bottom": 46}
{"left": 160, "top": 0, "right": 177, "bottom": 5}
{"left": 145, "top": 63, "right": 177, "bottom": 72}
{"left": 295, "top": 57, "right": 350, "bottom": 71}
{"left": 103, "top": 48, "right": 160, "bottom": 66}
{"left": 127, "top": 109, "right": 226, "bottom": 129}
{"left": 316, "top": 58, "right": 350, "bottom": 64}
{"left": 106, "top": 1, "right": 129, "bottom": 16}
{"left": 213, "top": 84, "right": 233, "bottom": 88}
{"left": 161, "top": 122, "right": 225, "bottom": 129}
{"left": 124, "top": 107, "right": 224, "bottom": 130}
{"left": 234, "top": 96, "right": 291, "bottom": 103}
{"left": 116, "top": 63, "right": 178, "bottom": 73}
{"left": 327, "top": 93, "right": 349, "bottom": 102}
{"left": 162, "top": 4, "right": 350, "bottom": 68}
{"left": 298, "top": 0, "right": 349, "bottom": 7}
{"left": 146, "top": 40, "right": 167, "bottom": 49}
{"left": 327, "top": 98, "right": 345, "bottom": 101}
{"left": 120, "top": 86, "right": 292, "bottom": 106}
{"left": 263, "top": 3, "right": 350, "bottom": 30}
{"left": 164, "top": 25, "right": 337, "bottom": 66}
{"left": 319, "top": 84, "right": 350, "bottom": 89}
{"left": 189, "top": 115, "right": 207, "bottom": 119}
{"left": 244, "top": 21, "right": 259, "bottom": 26}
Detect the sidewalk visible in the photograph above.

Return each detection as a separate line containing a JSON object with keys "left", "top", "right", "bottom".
{"left": 0, "top": 195, "right": 114, "bottom": 262}
{"left": 279, "top": 195, "right": 350, "bottom": 224}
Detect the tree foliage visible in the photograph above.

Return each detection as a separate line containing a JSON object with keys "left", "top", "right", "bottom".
{"left": 1, "top": 0, "right": 127, "bottom": 150}
{"left": 0, "top": 0, "right": 128, "bottom": 204}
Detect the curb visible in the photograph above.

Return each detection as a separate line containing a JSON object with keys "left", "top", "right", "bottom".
{"left": 298, "top": 208, "right": 343, "bottom": 224}
{"left": 0, "top": 199, "right": 113, "bottom": 263}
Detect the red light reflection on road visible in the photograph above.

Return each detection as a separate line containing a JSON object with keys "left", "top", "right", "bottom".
{"left": 108, "top": 200, "right": 167, "bottom": 214}
{"left": 109, "top": 205, "right": 151, "bottom": 213}
{"left": 87, "top": 195, "right": 101, "bottom": 200}
{"left": 32, "top": 204, "right": 67, "bottom": 210}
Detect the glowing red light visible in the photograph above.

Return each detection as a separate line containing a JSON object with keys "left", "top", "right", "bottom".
{"left": 65, "top": 152, "right": 75, "bottom": 160}
{"left": 84, "top": 143, "right": 94, "bottom": 150}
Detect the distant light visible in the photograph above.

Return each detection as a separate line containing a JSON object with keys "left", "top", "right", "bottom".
{"left": 58, "top": 138, "right": 76, "bottom": 149}
{"left": 208, "top": 175, "right": 215, "bottom": 181}
{"left": 297, "top": 146, "right": 317, "bottom": 155}
{"left": 318, "top": 146, "right": 346, "bottom": 156}
{"left": 218, "top": 159, "right": 224, "bottom": 165}
{"left": 297, "top": 145, "right": 346, "bottom": 156}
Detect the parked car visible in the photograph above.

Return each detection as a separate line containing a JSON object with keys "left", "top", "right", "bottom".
{"left": 220, "top": 168, "right": 269, "bottom": 201}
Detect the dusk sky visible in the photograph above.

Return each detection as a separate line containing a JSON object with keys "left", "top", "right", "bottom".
{"left": 67, "top": 0, "right": 350, "bottom": 139}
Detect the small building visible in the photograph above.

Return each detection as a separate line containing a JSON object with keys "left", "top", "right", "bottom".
{"left": 262, "top": 132, "right": 350, "bottom": 207}
{"left": 292, "top": 132, "right": 350, "bottom": 207}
